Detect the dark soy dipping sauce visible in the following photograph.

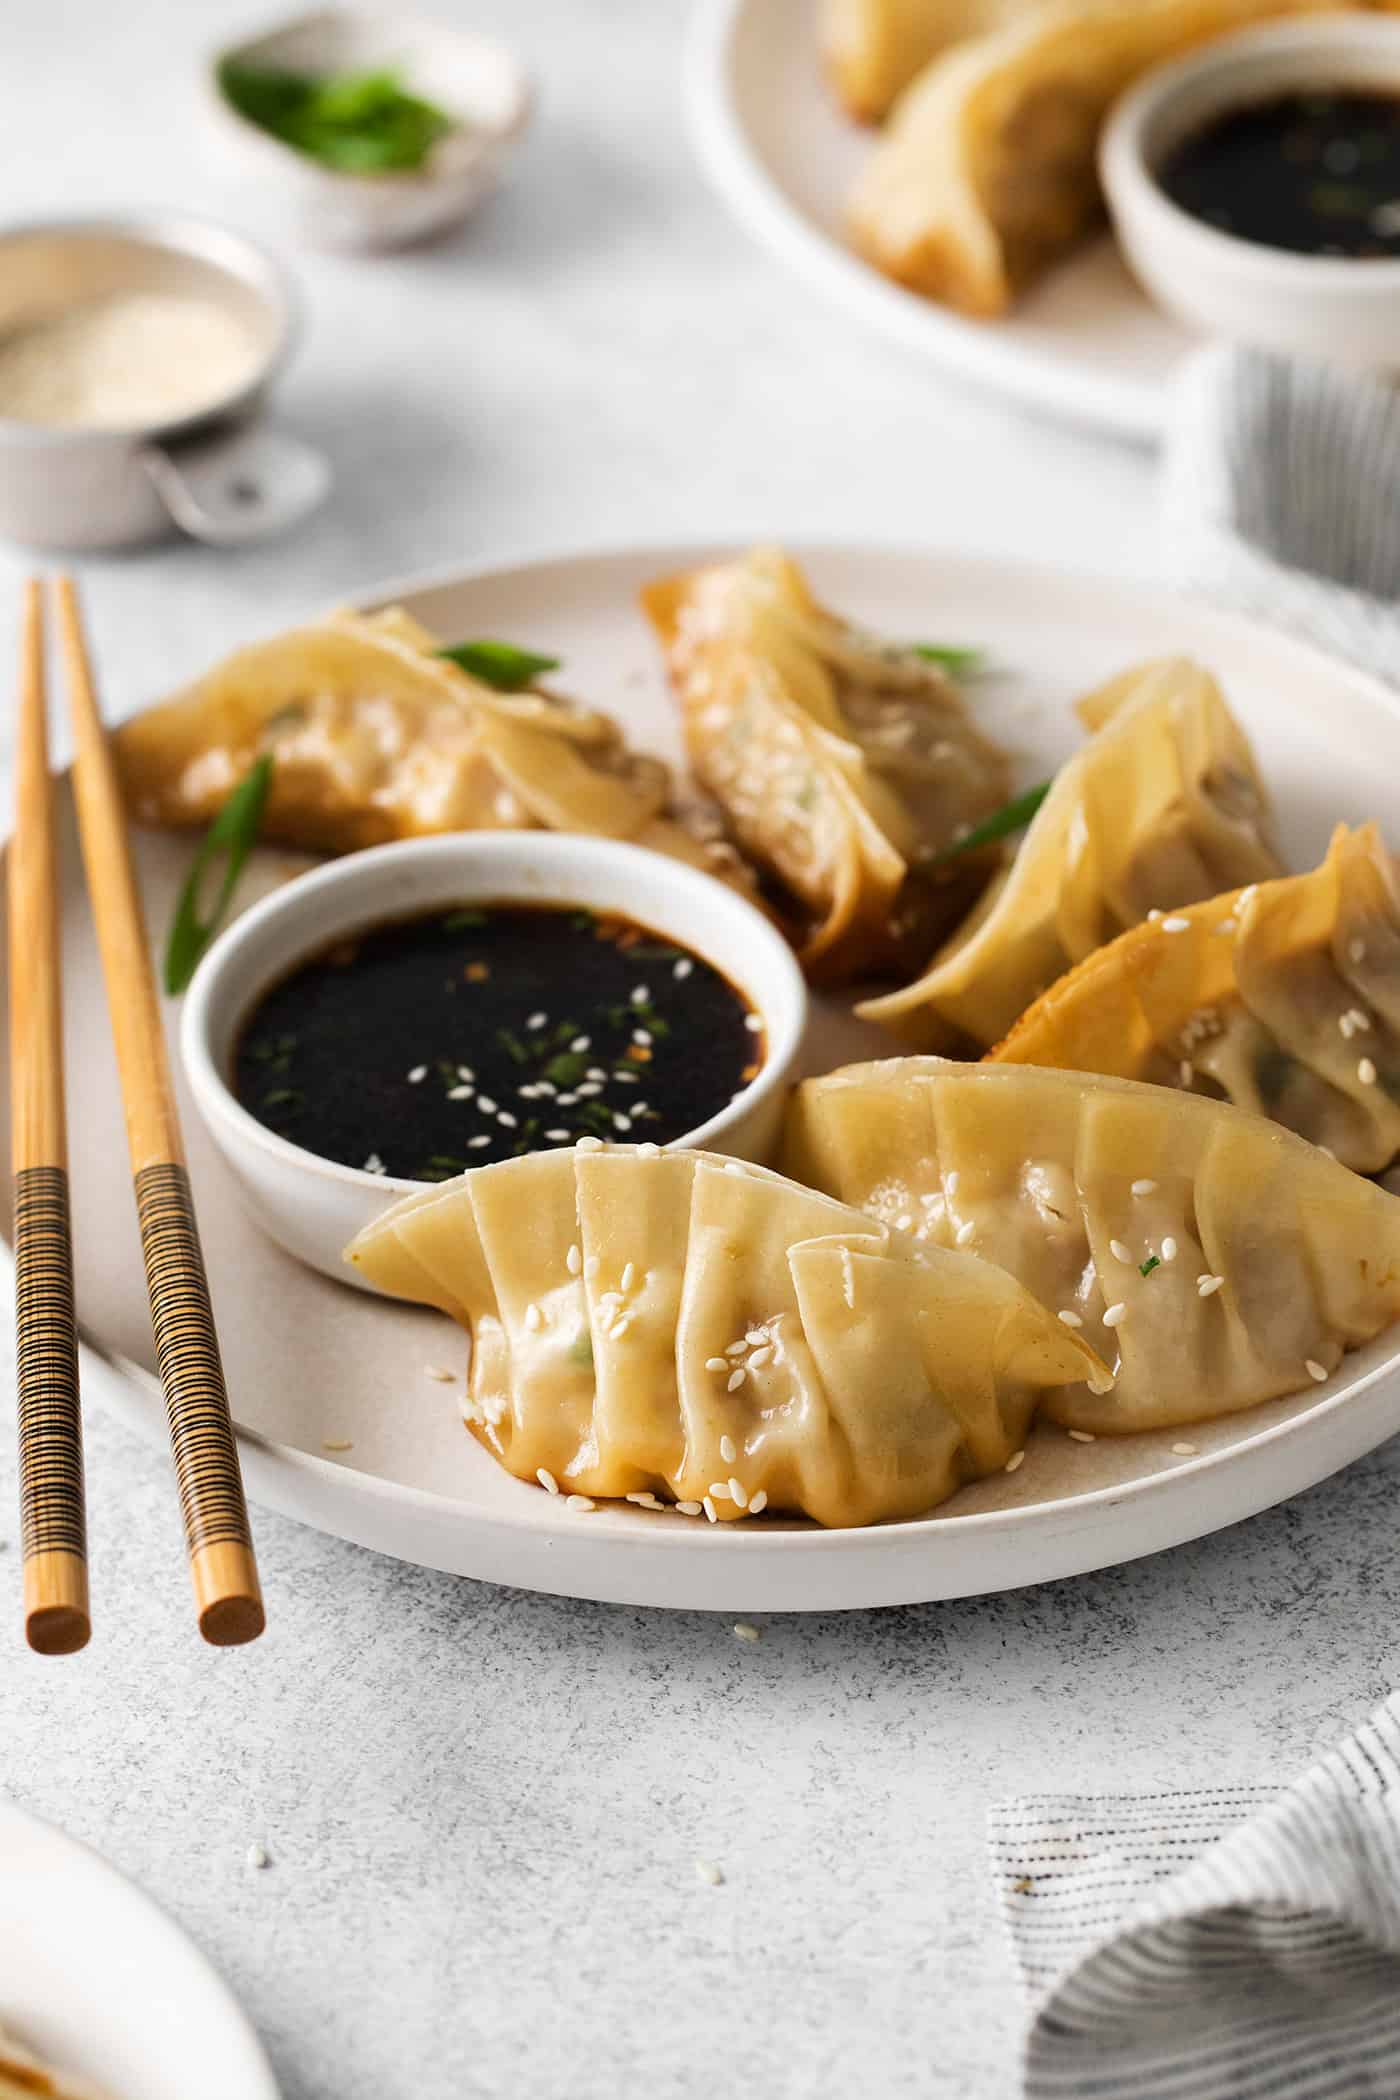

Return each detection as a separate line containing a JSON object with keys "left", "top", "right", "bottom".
{"left": 234, "top": 903, "right": 764, "bottom": 1181}
{"left": 1160, "top": 90, "right": 1400, "bottom": 258}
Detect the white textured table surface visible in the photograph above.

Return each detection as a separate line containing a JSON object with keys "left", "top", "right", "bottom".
{"left": 3, "top": 4, "right": 1397, "bottom": 2097}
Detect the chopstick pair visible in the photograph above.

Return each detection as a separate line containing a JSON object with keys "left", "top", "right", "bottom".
{"left": 11, "top": 577, "right": 264, "bottom": 1653}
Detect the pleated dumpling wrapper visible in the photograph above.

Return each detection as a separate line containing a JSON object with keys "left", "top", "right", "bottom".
{"left": 858, "top": 656, "right": 1282, "bottom": 1051}
{"left": 783, "top": 1059, "right": 1400, "bottom": 1435}
{"left": 642, "top": 547, "right": 1011, "bottom": 982}
{"left": 823, "top": 0, "right": 1050, "bottom": 120}
{"left": 115, "top": 605, "right": 756, "bottom": 892}
{"left": 345, "top": 1143, "right": 1110, "bottom": 1527}
{"left": 847, "top": 0, "right": 1378, "bottom": 315}
{"left": 993, "top": 825, "right": 1400, "bottom": 1174}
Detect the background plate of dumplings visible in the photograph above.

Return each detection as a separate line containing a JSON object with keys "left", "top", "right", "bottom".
{"left": 6, "top": 539, "right": 1400, "bottom": 1609}
{"left": 687, "top": 0, "right": 1191, "bottom": 443}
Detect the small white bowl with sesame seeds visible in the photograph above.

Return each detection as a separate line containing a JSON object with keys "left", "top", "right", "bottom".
{"left": 180, "top": 830, "right": 809, "bottom": 1289}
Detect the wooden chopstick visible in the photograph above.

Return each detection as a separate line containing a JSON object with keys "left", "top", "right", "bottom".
{"left": 10, "top": 580, "right": 89, "bottom": 1656}
{"left": 54, "top": 576, "right": 264, "bottom": 1648}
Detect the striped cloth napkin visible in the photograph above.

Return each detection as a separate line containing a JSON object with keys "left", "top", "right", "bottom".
{"left": 1162, "top": 343, "right": 1400, "bottom": 684}
{"left": 990, "top": 1695, "right": 1400, "bottom": 2098}
{"left": 990, "top": 345, "right": 1400, "bottom": 2098}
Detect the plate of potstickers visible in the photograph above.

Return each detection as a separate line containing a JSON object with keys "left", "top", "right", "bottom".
{"left": 10, "top": 538, "right": 1400, "bottom": 1609}
{"left": 686, "top": 0, "right": 1398, "bottom": 439}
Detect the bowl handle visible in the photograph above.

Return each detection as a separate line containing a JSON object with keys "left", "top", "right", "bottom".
{"left": 141, "top": 423, "right": 330, "bottom": 546}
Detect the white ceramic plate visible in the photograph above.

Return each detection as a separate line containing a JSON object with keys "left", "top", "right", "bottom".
{"left": 8, "top": 540, "right": 1400, "bottom": 1611}
{"left": 0, "top": 1798, "right": 276, "bottom": 2100}
{"left": 687, "top": 0, "right": 1194, "bottom": 442}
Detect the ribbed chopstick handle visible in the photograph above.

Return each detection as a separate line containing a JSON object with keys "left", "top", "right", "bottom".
{"left": 14, "top": 1164, "right": 88, "bottom": 1650}
{"left": 134, "top": 1162, "right": 263, "bottom": 1644}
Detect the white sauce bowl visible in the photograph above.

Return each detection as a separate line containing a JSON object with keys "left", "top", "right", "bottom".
{"left": 1101, "top": 17, "right": 1400, "bottom": 365}
{"left": 180, "top": 833, "right": 809, "bottom": 1292}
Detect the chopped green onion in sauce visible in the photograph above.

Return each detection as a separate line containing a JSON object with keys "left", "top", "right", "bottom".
{"left": 1160, "top": 90, "right": 1400, "bottom": 258}
{"left": 234, "top": 903, "right": 764, "bottom": 1178}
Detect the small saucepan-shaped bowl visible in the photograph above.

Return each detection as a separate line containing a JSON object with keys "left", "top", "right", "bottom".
{"left": 180, "top": 832, "right": 810, "bottom": 1292}
{"left": 0, "top": 214, "right": 328, "bottom": 551}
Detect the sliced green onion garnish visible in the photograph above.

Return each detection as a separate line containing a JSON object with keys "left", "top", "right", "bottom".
{"left": 163, "top": 754, "right": 274, "bottom": 996}
{"left": 1140, "top": 1255, "right": 1161, "bottom": 1279}
{"left": 438, "top": 640, "right": 562, "bottom": 691}
{"left": 937, "top": 778, "right": 1053, "bottom": 862}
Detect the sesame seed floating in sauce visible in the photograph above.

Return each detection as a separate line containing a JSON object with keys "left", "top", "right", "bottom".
{"left": 537, "top": 1468, "right": 560, "bottom": 1495}
{"left": 1102, "top": 1303, "right": 1127, "bottom": 1328}
{"left": 1132, "top": 1179, "right": 1157, "bottom": 1197}
{"left": 1058, "top": 1309, "right": 1083, "bottom": 1328}
{"left": 749, "top": 1490, "right": 769, "bottom": 1514}
{"left": 720, "top": 1434, "right": 737, "bottom": 1464}
{"left": 1306, "top": 1359, "right": 1329, "bottom": 1382}
{"left": 1171, "top": 1442, "right": 1197, "bottom": 1456}
{"left": 1068, "top": 1429, "right": 1096, "bottom": 1443}
{"left": 1005, "top": 1450, "right": 1026, "bottom": 1474}
{"left": 1197, "top": 1274, "right": 1225, "bottom": 1297}
{"left": 1161, "top": 1237, "right": 1178, "bottom": 1262}
{"left": 233, "top": 904, "right": 758, "bottom": 1174}
{"left": 1160, "top": 916, "right": 1190, "bottom": 933}
{"left": 1109, "top": 1239, "right": 1133, "bottom": 1264}
{"left": 1359, "top": 1057, "right": 1378, "bottom": 1086}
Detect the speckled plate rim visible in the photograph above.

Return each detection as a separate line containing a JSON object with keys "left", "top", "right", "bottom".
{"left": 15, "top": 535, "right": 1400, "bottom": 1612}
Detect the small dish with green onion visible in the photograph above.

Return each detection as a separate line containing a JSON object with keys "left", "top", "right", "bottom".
{"left": 206, "top": 8, "right": 531, "bottom": 251}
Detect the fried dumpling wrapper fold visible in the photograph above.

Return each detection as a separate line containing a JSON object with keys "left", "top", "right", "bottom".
{"left": 993, "top": 824, "right": 1400, "bottom": 1174}
{"left": 644, "top": 546, "right": 1011, "bottom": 981}
{"left": 346, "top": 1143, "right": 1109, "bottom": 1526}
{"left": 858, "top": 656, "right": 1282, "bottom": 1050}
{"left": 116, "top": 607, "right": 759, "bottom": 900}
{"left": 784, "top": 1057, "right": 1400, "bottom": 1433}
